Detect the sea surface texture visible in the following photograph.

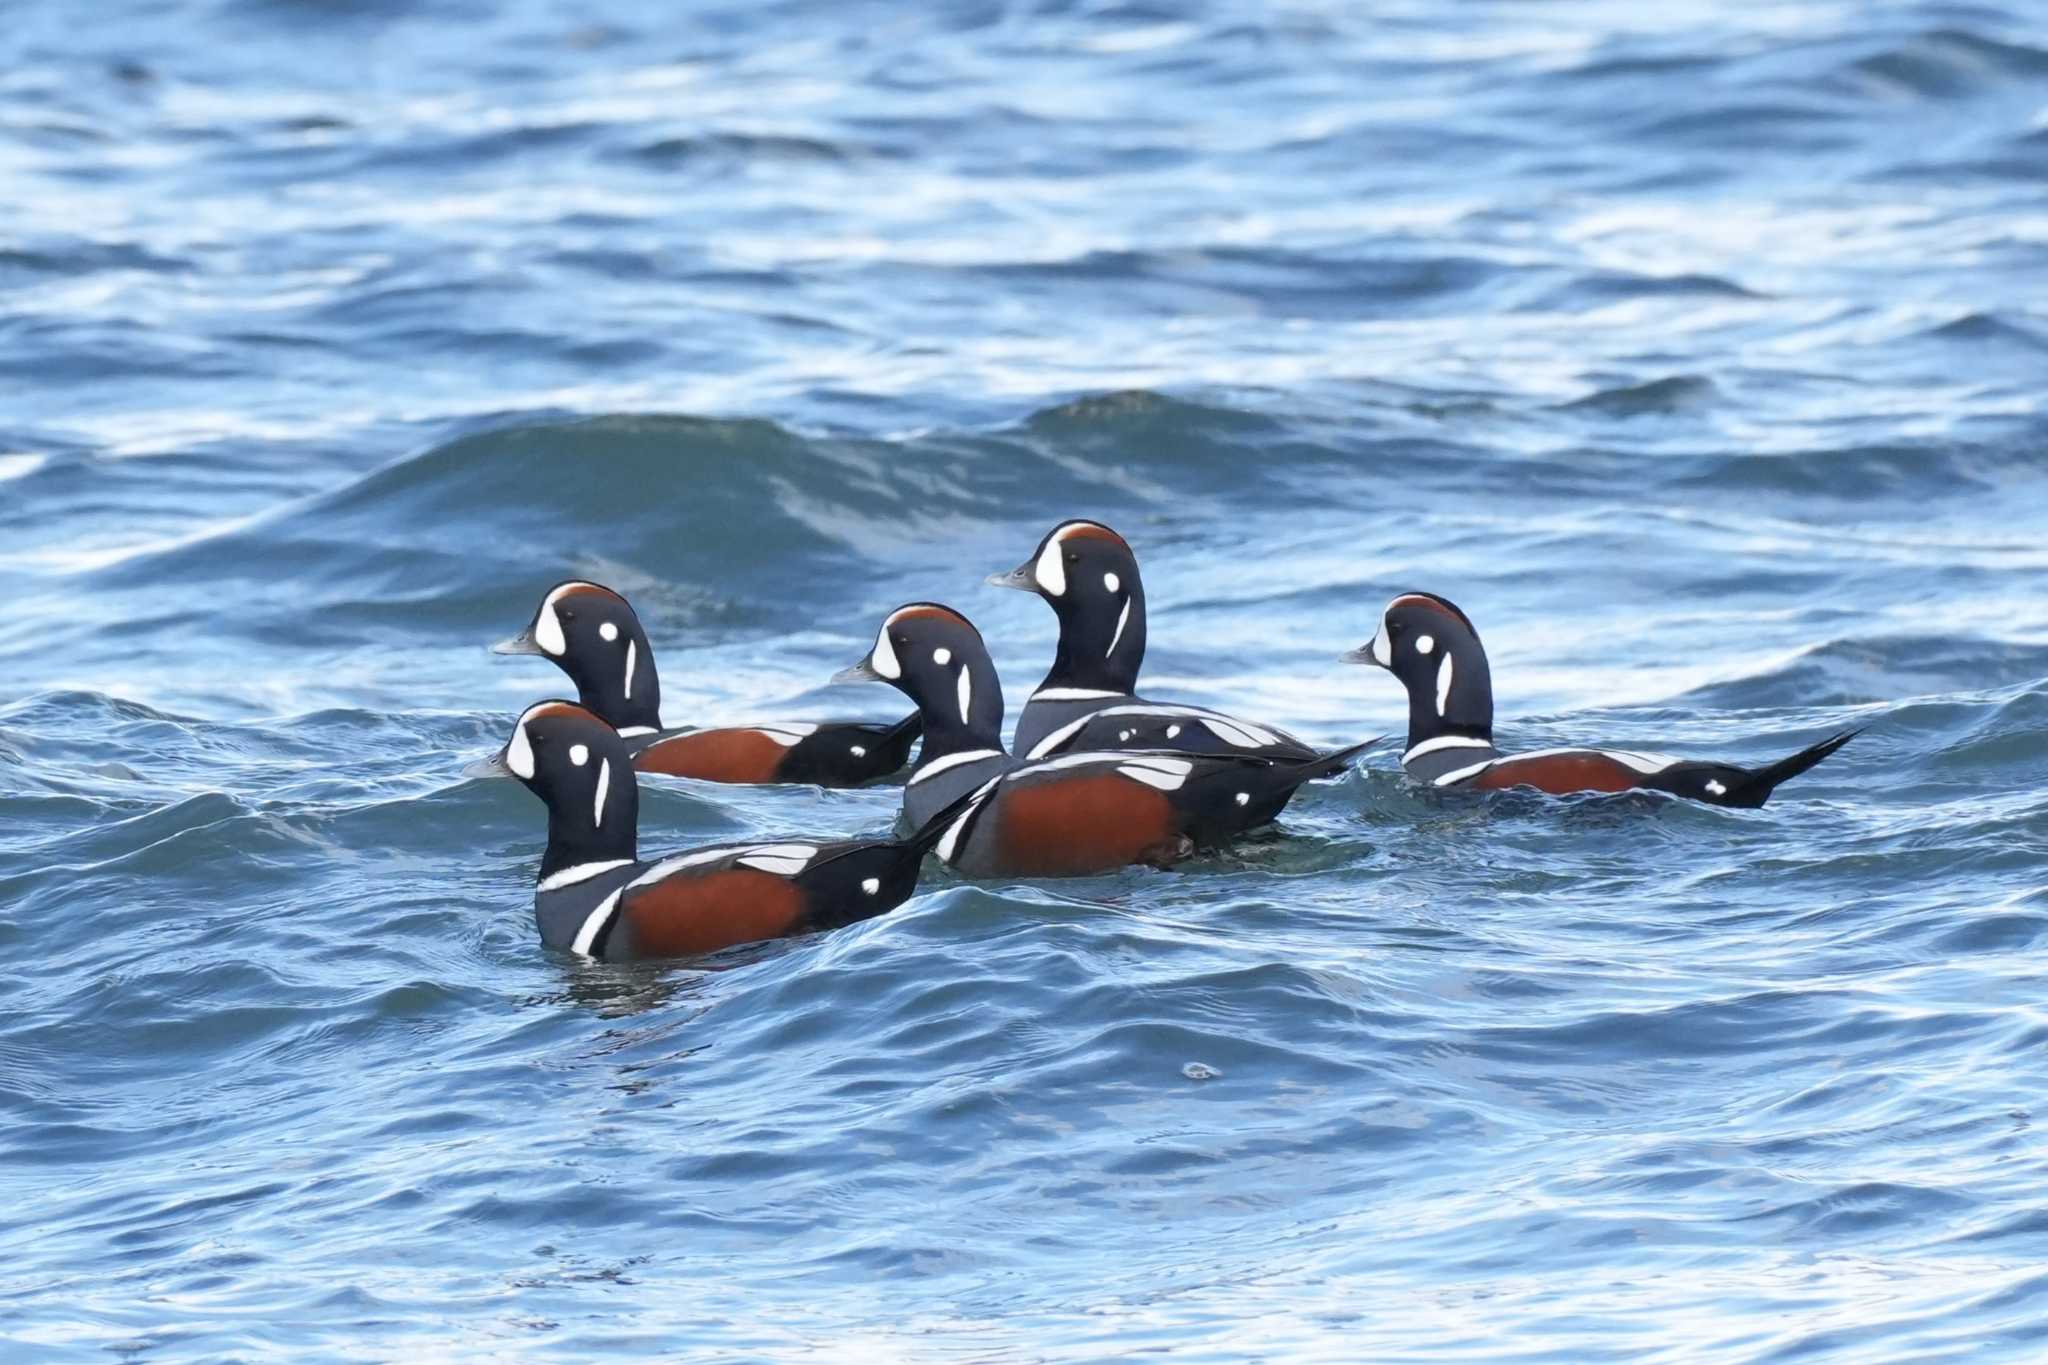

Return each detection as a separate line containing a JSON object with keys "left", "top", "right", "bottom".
{"left": 3, "top": 1, "right": 2047, "bottom": 1359}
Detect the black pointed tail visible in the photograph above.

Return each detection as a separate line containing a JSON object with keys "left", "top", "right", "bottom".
{"left": 1724, "top": 727, "right": 1862, "bottom": 808}
{"left": 1293, "top": 736, "right": 1381, "bottom": 782}
{"left": 866, "top": 708, "right": 925, "bottom": 775}
{"left": 1181, "top": 735, "right": 1381, "bottom": 840}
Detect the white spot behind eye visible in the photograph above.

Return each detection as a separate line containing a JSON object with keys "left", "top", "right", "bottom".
{"left": 569, "top": 743, "right": 589, "bottom": 767}
{"left": 1416, "top": 634, "right": 1435, "bottom": 655}
{"left": 506, "top": 723, "right": 536, "bottom": 779}
{"left": 933, "top": 647, "right": 952, "bottom": 666}
{"left": 872, "top": 626, "right": 902, "bottom": 680}
{"left": 1035, "top": 536, "right": 1067, "bottom": 597}
{"left": 599, "top": 621, "right": 618, "bottom": 642}
{"left": 1104, "top": 572, "right": 1120, "bottom": 593}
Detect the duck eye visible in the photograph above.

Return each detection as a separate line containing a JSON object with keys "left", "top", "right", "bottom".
{"left": 1065, "top": 551, "right": 1079, "bottom": 565}
{"left": 559, "top": 608, "right": 576, "bottom": 622}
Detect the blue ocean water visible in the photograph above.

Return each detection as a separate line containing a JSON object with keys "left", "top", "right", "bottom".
{"left": 3, "top": 0, "right": 2047, "bottom": 1357}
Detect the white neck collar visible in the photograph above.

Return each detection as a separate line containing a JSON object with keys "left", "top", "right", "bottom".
{"left": 538, "top": 859, "right": 634, "bottom": 892}
{"left": 1403, "top": 734, "right": 1494, "bottom": 763}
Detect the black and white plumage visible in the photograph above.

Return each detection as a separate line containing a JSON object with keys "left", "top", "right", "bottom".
{"left": 493, "top": 580, "right": 921, "bottom": 786}
{"left": 988, "top": 521, "right": 1317, "bottom": 763}
{"left": 1344, "top": 591, "right": 1861, "bottom": 807}
{"left": 834, "top": 602, "right": 1370, "bottom": 876}
{"left": 466, "top": 701, "right": 950, "bottom": 960}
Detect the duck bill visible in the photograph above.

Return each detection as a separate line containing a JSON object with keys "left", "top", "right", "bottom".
{"left": 984, "top": 561, "right": 1037, "bottom": 592}
{"left": 463, "top": 751, "right": 515, "bottom": 779}
{"left": 831, "top": 658, "right": 884, "bottom": 686}
{"left": 490, "top": 629, "right": 545, "bottom": 657}
{"left": 1340, "top": 631, "right": 1392, "bottom": 668}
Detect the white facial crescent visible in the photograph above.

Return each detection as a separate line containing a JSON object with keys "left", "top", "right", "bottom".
{"left": 534, "top": 601, "right": 567, "bottom": 657}
{"left": 1034, "top": 535, "right": 1067, "bottom": 598}
{"left": 871, "top": 624, "right": 902, "bottom": 680}
{"left": 506, "top": 722, "right": 536, "bottom": 779}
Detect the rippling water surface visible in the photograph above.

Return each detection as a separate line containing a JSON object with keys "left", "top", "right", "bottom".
{"left": 4, "top": 1, "right": 2048, "bottom": 1358}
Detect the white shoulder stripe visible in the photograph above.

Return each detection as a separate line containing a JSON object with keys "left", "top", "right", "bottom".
{"left": 631, "top": 846, "right": 742, "bottom": 886}
{"left": 911, "top": 748, "right": 1006, "bottom": 782}
{"left": 1503, "top": 746, "right": 1680, "bottom": 775}
{"left": 936, "top": 777, "right": 1003, "bottom": 864}
{"left": 738, "top": 843, "right": 817, "bottom": 876}
{"left": 1116, "top": 755, "right": 1193, "bottom": 790}
{"left": 1024, "top": 712, "right": 1097, "bottom": 759}
{"left": 1031, "top": 753, "right": 1125, "bottom": 773}
{"left": 1430, "top": 747, "right": 1682, "bottom": 788}
{"left": 570, "top": 888, "right": 624, "bottom": 957}
{"left": 1434, "top": 759, "right": 1496, "bottom": 787}
{"left": 538, "top": 859, "right": 634, "bottom": 892}
{"left": 753, "top": 724, "right": 818, "bottom": 746}
{"left": 1403, "top": 735, "right": 1493, "bottom": 762}
{"left": 1200, "top": 716, "right": 1280, "bottom": 749}
{"left": 1028, "top": 751, "right": 1195, "bottom": 790}
{"left": 1023, "top": 702, "right": 1262, "bottom": 760}
{"left": 1601, "top": 749, "right": 1681, "bottom": 774}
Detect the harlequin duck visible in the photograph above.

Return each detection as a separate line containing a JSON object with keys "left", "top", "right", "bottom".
{"left": 988, "top": 520, "right": 1319, "bottom": 762}
{"left": 831, "top": 603, "right": 1372, "bottom": 876}
{"left": 1345, "top": 592, "right": 1861, "bottom": 806}
{"left": 466, "top": 700, "right": 960, "bottom": 960}
{"left": 493, "top": 580, "right": 921, "bottom": 786}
